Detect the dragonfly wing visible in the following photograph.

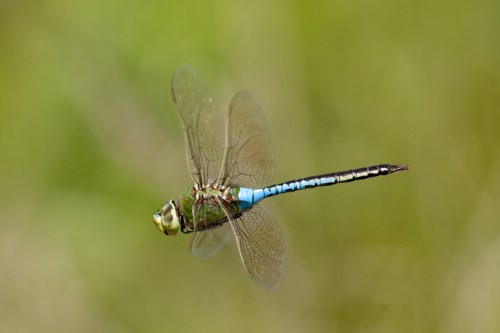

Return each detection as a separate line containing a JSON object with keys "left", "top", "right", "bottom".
{"left": 218, "top": 90, "right": 274, "bottom": 188}
{"left": 220, "top": 200, "right": 285, "bottom": 291}
{"left": 172, "top": 65, "right": 224, "bottom": 186}
{"left": 189, "top": 223, "right": 231, "bottom": 258}
{"left": 190, "top": 197, "right": 232, "bottom": 258}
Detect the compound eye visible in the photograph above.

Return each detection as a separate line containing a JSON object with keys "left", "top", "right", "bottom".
{"left": 152, "top": 200, "right": 180, "bottom": 235}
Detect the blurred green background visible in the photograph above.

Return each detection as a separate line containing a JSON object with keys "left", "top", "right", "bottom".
{"left": 1, "top": 0, "right": 499, "bottom": 332}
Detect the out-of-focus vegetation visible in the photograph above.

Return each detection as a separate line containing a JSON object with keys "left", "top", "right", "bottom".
{"left": 1, "top": 0, "right": 499, "bottom": 332}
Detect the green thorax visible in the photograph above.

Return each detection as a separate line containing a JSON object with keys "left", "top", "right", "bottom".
{"left": 177, "top": 186, "right": 241, "bottom": 233}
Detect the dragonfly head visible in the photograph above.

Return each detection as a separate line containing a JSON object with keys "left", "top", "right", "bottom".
{"left": 152, "top": 200, "right": 180, "bottom": 236}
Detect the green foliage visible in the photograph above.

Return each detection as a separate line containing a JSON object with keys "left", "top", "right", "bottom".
{"left": 1, "top": 0, "right": 499, "bottom": 332}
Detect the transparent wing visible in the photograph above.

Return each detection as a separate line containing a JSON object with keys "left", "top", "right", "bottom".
{"left": 220, "top": 200, "right": 285, "bottom": 291}
{"left": 218, "top": 90, "right": 274, "bottom": 188}
{"left": 172, "top": 65, "right": 224, "bottom": 186}
{"left": 189, "top": 223, "right": 231, "bottom": 258}
{"left": 189, "top": 197, "right": 233, "bottom": 258}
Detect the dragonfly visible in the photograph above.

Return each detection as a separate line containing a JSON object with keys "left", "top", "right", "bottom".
{"left": 153, "top": 65, "right": 408, "bottom": 291}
